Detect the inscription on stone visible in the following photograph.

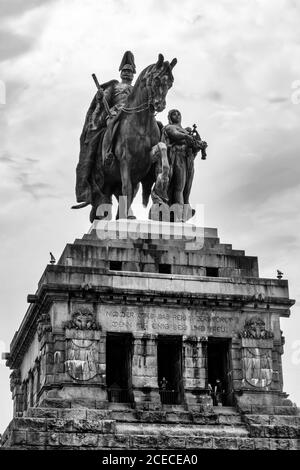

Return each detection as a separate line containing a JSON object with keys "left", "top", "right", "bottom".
{"left": 100, "top": 306, "right": 238, "bottom": 337}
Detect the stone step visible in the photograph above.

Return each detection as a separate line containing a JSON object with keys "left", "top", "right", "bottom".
{"left": 3, "top": 414, "right": 300, "bottom": 450}
{"left": 212, "top": 406, "right": 239, "bottom": 415}
{"left": 26, "top": 407, "right": 243, "bottom": 426}
{"left": 244, "top": 414, "right": 300, "bottom": 426}
{"left": 240, "top": 405, "right": 299, "bottom": 416}
{"left": 116, "top": 422, "right": 249, "bottom": 438}
{"left": 248, "top": 424, "right": 300, "bottom": 439}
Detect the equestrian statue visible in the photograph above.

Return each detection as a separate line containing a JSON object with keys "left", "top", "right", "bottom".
{"left": 73, "top": 51, "right": 207, "bottom": 223}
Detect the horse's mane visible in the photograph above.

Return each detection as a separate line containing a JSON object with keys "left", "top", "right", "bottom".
{"left": 125, "top": 60, "right": 175, "bottom": 106}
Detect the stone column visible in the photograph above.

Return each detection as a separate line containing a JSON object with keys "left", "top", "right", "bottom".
{"left": 230, "top": 337, "right": 242, "bottom": 393}
{"left": 10, "top": 369, "right": 23, "bottom": 417}
{"left": 183, "top": 336, "right": 211, "bottom": 408}
{"left": 131, "top": 333, "right": 160, "bottom": 409}
{"left": 97, "top": 332, "right": 107, "bottom": 403}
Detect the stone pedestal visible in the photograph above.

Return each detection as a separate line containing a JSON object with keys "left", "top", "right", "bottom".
{"left": 1, "top": 221, "right": 298, "bottom": 450}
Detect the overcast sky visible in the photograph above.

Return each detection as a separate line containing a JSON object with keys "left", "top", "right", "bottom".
{"left": 0, "top": 0, "right": 300, "bottom": 433}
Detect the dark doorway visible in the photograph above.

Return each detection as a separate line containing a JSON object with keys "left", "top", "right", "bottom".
{"left": 106, "top": 333, "right": 133, "bottom": 403}
{"left": 159, "top": 264, "right": 171, "bottom": 274}
{"left": 109, "top": 261, "right": 122, "bottom": 271}
{"left": 207, "top": 337, "right": 232, "bottom": 406}
{"left": 157, "top": 336, "right": 183, "bottom": 404}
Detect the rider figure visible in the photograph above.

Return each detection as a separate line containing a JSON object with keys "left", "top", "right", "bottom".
{"left": 74, "top": 51, "right": 136, "bottom": 207}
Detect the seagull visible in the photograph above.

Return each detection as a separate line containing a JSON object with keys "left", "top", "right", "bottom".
{"left": 50, "top": 252, "right": 56, "bottom": 265}
{"left": 277, "top": 270, "right": 283, "bottom": 279}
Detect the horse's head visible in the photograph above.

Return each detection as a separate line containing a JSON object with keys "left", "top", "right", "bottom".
{"left": 145, "top": 54, "right": 177, "bottom": 113}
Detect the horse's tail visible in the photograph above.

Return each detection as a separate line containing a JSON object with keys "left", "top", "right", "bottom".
{"left": 71, "top": 202, "right": 90, "bottom": 209}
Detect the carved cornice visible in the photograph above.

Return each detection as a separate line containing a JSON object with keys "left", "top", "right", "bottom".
{"left": 7, "top": 280, "right": 292, "bottom": 370}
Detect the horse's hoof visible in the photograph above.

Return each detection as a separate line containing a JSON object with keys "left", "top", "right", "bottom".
{"left": 127, "top": 215, "right": 136, "bottom": 220}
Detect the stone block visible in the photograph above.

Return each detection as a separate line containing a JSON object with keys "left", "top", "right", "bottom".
{"left": 103, "top": 434, "right": 130, "bottom": 448}
{"left": 27, "top": 408, "right": 59, "bottom": 419}
{"left": 131, "top": 435, "right": 158, "bottom": 448}
{"left": 48, "top": 432, "right": 60, "bottom": 447}
{"left": 237, "top": 438, "right": 255, "bottom": 450}
{"left": 57, "top": 408, "right": 87, "bottom": 420}
{"left": 269, "top": 438, "right": 295, "bottom": 450}
{"left": 71, "top": 398, "right": 97, "bottom": 408}
{"left": 186, "top": 437, "right": 213, "bottom": 448}
{"left": 11, "top": 430, "right": 27, "bottom": 446}
{"left": 72, "top": 419, "right": 103, "bottom": 433}
{"left": 274, "top": 406, "right": 298, "bottom": 416}
{"left": 248, "top": 424, "right": 265, "bottom": 438}
{"left": 87, "top": 409, "right": 112, "bottom": 421}
{"left": 13, "top": 417, "right": 47, "bottom": 432}
{"left": 40, "top": 398, "right": 71, "bottom": 408}
{"left": 251, "top": 405, "right": 274, "bottom": 414}
{"left": 218, "top": 414, "right": 242, "bottom": 425}
{"left": 46, "top": 418, "right": 73, "bottom": 432}
{"left": 58, "top": 432, "right": 78, "bottom": 447}
{"left": 26, "top": 430, "right": 47, "bottom": 447}
{"left": 165, "top": 412, "right": 190, "bottom": 423}
{"left": 167, "top": 437, "right": 187, "bottom": 449}
{"left": 254, "top": 438, "right": 271, "bottom": 450}
{"left": 96, "top": 400, "right": 109, "bottom": 409}
{"left": 246, "top": 415, "right": 270, "bottom": 425}
{"left": 102, "top": 419, "right": 116, "bottom": 434}
{"left": 213, "top": 437, "right": 238, "bottom": 449}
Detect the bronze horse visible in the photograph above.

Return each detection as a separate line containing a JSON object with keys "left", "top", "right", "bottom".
{"left": 89, "top": 54, "right": 177, "bottom": 222}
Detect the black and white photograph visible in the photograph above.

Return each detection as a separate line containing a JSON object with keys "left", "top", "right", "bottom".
{"left": 0, "top": 0, "right": 300, "bottom": 457}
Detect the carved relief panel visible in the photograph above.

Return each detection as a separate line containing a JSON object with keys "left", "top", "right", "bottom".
{"left": 240, "top": 316, "right": 274, "bottom": 389}
{"left": 64, "top": 308, "right": 102, "bottom": 382}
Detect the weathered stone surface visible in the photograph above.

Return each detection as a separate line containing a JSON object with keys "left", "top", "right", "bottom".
{"left": 26, "top": 430, "right": 47, "bottom": 447}
{"left": 103, "top": 434, "right": 130, "bottom": 448}
{"left": 11, "top": 430, "right": 27, "bottom": 446}
{"left": 186, "top": 437, "right": 213, "bottom": 448}
{"left": 131, "top": 435, "right": 158, "bottom": 448}
{"left": 58, "top": 408, "right": 87, "bottom": 420}
{"left": 12, "top": 417, "right": 47, "bottom": 432}
{"left": 237, "top": 438, "right": 255, "bottom": 450}
{"left": 213, "top": 437, "right": 238, "bottom": 449}
{"left": 87, "top": 409, "right": 112, "bottom": 420}
{"left": 102, "top": 420, "right": 116, "bottom": 434}
{"left": 27, "top": 408, "right": 59, "bottom": 419}
{"left": 254, "top": 438, "right": 271, "bottom": 450}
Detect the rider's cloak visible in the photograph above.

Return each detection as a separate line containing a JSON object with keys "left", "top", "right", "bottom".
{"left": 75, "top": 79, "right": 118, "bottom": 205}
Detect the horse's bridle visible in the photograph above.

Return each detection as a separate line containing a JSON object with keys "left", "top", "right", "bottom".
{"left": 120, "top": 70, "right": 169, "bottom": 114}
{"left": 120, "top": 85, "right": 153, "bottom": 114}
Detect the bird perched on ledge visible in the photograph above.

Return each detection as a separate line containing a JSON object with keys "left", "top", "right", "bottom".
{"left": 49, "top": 252, "right": 56, "bottom": 265}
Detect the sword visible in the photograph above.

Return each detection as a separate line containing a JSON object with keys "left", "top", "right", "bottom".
{"left": 92, "top": 73, "right": 112, "bottom": 118}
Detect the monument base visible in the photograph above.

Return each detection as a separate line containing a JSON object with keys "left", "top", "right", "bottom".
{"left": 1, "top": 222, "right": 298, "bottom": 450}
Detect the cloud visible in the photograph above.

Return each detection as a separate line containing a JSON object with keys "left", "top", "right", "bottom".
{"left": 0, "top": 0, "right": 57, "bottom": 20}
{"left": 0, "top": 29, "right": 35, "bottom": 61}
{"left": 0, "top": 151, "right": 57, "bottom": 200}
